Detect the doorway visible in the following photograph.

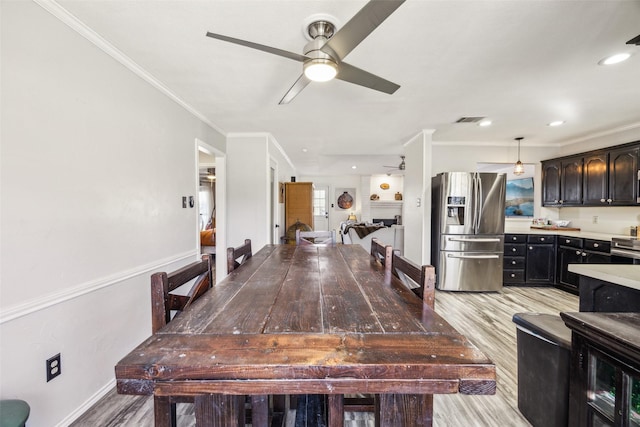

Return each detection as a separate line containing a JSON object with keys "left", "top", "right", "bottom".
{"left": 196, "top": 139, "right": 226, "bottom": 282}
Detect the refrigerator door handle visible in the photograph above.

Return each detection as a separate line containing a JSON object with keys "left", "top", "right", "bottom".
{"left": 476, "top": 173, "right": 484, "bottom": 234}
{"left": 447, "top": 237, "right": 502, "bottom": 243}
{"left": 446, "top": 254, "right": 500, "bottom": 259}
{"left": 472, "top": 175, "right": 478, "bottom": 233}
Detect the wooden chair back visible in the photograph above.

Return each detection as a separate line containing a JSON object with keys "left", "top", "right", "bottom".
{"left": 295, "top": 230, "right": 336, "bottom": 246}
{"left": 370, "top": 238, "right": 393, "bottom": 276}
{"left": 390, "top": 250, "right": 436, "bottom": 308}
{"left": 227, "top": 239, "right": 252, "bottom": 273}
{"left": 150, "top": 254, "right": 213, "bottom": 334}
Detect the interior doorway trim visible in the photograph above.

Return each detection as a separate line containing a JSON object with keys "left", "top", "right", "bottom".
{"left": 196, "top": 138, "right": 227, "bottom": 283}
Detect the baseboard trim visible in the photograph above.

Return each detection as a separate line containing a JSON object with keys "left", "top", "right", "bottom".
{"left": 56, "top": 379, "right": 116, "bottom": 427}
{"left": 0, "top": 251, "right": 196, "bottom": 324}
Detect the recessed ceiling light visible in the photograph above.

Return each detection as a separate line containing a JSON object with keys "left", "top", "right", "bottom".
{"left": 351, "top": 165, "right": 357, "bottom": 170}
{"left": 478, "top": 120, "right": 492, "bottom": 127}
{"left": 302, "top": 148, "right": 308, "bottom": 152}
{"left": 548, "top": 120, "right": 565, "bottom": 127}
{"left": 598, "top": 53, "right": 631, "bottom": 65}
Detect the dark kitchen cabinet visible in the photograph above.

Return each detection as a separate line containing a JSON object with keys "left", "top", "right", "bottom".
{"left": 608, "top": 145, "right": 639, "bottom": 205}
{"left": 557, "top": 236, "right": 584, "bottom": 293}
{"left": 556, "top": 237, "right": 611, "bottom": 294}
{"left": 561, "top": 156, "right": 583, "bottom": 206}
{"left": 526, "top": 235, "right": 556, "bottom": 284}
{"left": 503, "top": 234, "right": 555, "bottom": 286}
{"left": 582, "top": 151, "right": 608, "bottom": 205}
{"left": 504, "top": 234, "right": 526, "bottom": 285}
{"left": 542, "top": 141, "right": 640, "bottom": 207}
{"left": 541, "top": 156, "right": 583, "bottom": 206}
{"left": 542, "top": 160, "right": 562, "bottom": 206}
{"left": 562, "top": 312, "right": 640, "bottom": 427}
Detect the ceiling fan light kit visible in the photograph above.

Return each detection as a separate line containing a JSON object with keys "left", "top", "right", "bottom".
{"left": 205, "top": 0, "right": 405, "bottom": 103}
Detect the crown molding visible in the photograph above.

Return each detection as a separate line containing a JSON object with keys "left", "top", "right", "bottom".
{"left": 33, "top": 0, "right": 226, "bottom": 136}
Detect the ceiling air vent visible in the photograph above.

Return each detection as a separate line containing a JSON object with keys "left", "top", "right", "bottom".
{"left": 455, "top": 117, "right": 485, "bottom": 123}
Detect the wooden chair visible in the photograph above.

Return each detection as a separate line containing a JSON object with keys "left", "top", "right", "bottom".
{"left": 150, "top": 254, "right": 215, "bottom": 426}
{"left": 295, "top": 229, "right": 336, "bottom": 246}
{"left": 390, "top": 250, "right": 436, "bottom": 309}
{"left": 370, "top": 238, "right": 393, "bottom": 274}
{"left": 227, "top": 239, "right": 252, "bottom": 273}
{"left": 151, "top": 254, "right": 214, "bottom": 334}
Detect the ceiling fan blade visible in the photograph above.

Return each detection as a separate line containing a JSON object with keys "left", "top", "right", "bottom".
{"left": 336, "top": 62, "right": 400, "bottom": 94}
{"left": 206, "top": 32, "right": 308, "bottom": 62}
{"left": 279, "top": 74, "right": 311, "bottom": 105}
{"left": 321, "top": 0, "right": 405, "bottom": 61}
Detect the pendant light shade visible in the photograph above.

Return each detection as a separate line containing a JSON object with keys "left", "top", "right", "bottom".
{"left": 514, "top": 137, "right": 525, "bottom": 175}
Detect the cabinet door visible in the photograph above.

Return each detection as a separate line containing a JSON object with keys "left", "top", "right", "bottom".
{"left": 583, "top": 151, "right": 608, "bottom": 205}
{"left": 526, "top": 244, "right": 556, "bottom": 284}
{"left": 561, "top": 156, "right": 583, "bottom": 206}
{"left": 542, "top": 160, "right": 562, "bottom": 206}
{"left": 557, "top": 246, "right": 582, "bottom": 290}
{"left": 608, "top": 145, "right": 639, "bottom": 205}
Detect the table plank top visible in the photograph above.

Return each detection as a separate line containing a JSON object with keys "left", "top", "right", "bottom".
{"left": 115, "top": 244, "right": 495, "bottom": 397}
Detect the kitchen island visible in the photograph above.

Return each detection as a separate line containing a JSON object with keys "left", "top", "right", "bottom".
{"left": 568, "top": 264, "right": 640, "bottom": 311}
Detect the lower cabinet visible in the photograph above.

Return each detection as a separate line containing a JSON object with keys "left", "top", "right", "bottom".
{"left": 503, "top": 234, "right": 555, "bottom": 286}
{"left": 525, "top": 235, "right": 556, "bottom": 284}
{"left": 557, "top": 236, "right": 612, "bottom": 294}
{"left": 562, "top": 312, "right": 640, "bottom": 427}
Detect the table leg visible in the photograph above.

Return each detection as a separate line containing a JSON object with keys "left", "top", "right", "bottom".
{"left": 154, "top": 396, "right": 172, "bottom": 427}
{"left": 379, "top": 394, "right": 433, "bottom": 427}
{"left": 251, "top": 395, "right": 269, "bottom": 427}
{"left": 195, "top": 394, "right": 243, "bottom": 427}
{"left": 327, "top": 395, "right": 344, "bottom": 427}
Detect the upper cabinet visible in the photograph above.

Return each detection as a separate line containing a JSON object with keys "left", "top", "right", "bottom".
{"left": 608, "top": 145, "right": 639, "bottom": 205}
{"left": 541, "top": 156, "right": 583, "bottom": 206}
{"left": 542, "top": 141, "right": 640, "bottom": 207}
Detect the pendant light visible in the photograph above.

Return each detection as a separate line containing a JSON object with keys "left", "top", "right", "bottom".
{"left": 514, "top": 137, "right": 525, "bottom": 175}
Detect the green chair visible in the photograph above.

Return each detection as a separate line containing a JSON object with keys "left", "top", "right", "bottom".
{"left": 0, "top": 400, "right": 30, "bottom": 427}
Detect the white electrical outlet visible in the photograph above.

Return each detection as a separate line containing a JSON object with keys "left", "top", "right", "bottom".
{"left": 592, "top": 215, "right": 598, "bottom": 224}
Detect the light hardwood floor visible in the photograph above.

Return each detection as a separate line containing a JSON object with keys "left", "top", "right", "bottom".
{"left": 71, "top": 286, "right": 578, "bottom": 426}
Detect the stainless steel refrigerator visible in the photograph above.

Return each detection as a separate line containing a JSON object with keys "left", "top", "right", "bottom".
{"left": 431, "top": 172, "right": 506, "bottom": 291}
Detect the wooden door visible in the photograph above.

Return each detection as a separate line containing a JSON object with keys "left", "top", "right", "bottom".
{"left": 285, "top": 182, "right": 314, "bottom": 230}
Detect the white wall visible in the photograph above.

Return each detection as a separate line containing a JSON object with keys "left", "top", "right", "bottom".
{"left": 0, "top": 2, "right": 224, "bottom": 425}
{"left": 226, "top": 133, "right": 296, "bottom": 254}
{"left": 403, "top": 131, "right": 432, "bottom": 264}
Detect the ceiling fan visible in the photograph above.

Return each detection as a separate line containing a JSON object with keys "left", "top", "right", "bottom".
{"left": 384, "top": 155, "right": 405, "bottom": 175}
{"left": 205, "top": 0, "right": 404, "bottom": 104}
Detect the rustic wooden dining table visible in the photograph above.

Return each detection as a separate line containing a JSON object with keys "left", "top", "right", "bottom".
{"left": 115, "top": 244, "right": 496, "bottom": 427}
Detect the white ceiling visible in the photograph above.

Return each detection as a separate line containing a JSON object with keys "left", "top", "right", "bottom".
{"left": 55, "top": 0, "right": 640, "bottom": 176}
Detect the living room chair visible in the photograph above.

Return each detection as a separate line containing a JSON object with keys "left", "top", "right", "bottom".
{"left": 295, "top": 230, "right": 336, "bottom": 246}
{"left": 227, "top": 239, "right": 252, "bottom": 273}
{"left": 390, "top": 250, "right": 436, "bottom": 308}
{"left": 150, "top": 254, "right": 215, "bottom": 426}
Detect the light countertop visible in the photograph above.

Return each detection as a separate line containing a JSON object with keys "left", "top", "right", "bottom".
{"left": 568, "top": 264, "right": 640, "bottom": 291}
{"left": 504, "top": 225, "right": 631, "bottom": 242}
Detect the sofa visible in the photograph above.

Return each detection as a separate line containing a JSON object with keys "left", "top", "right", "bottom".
{"left": 341, "top": 222, "right": 404, "bottom": 254}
